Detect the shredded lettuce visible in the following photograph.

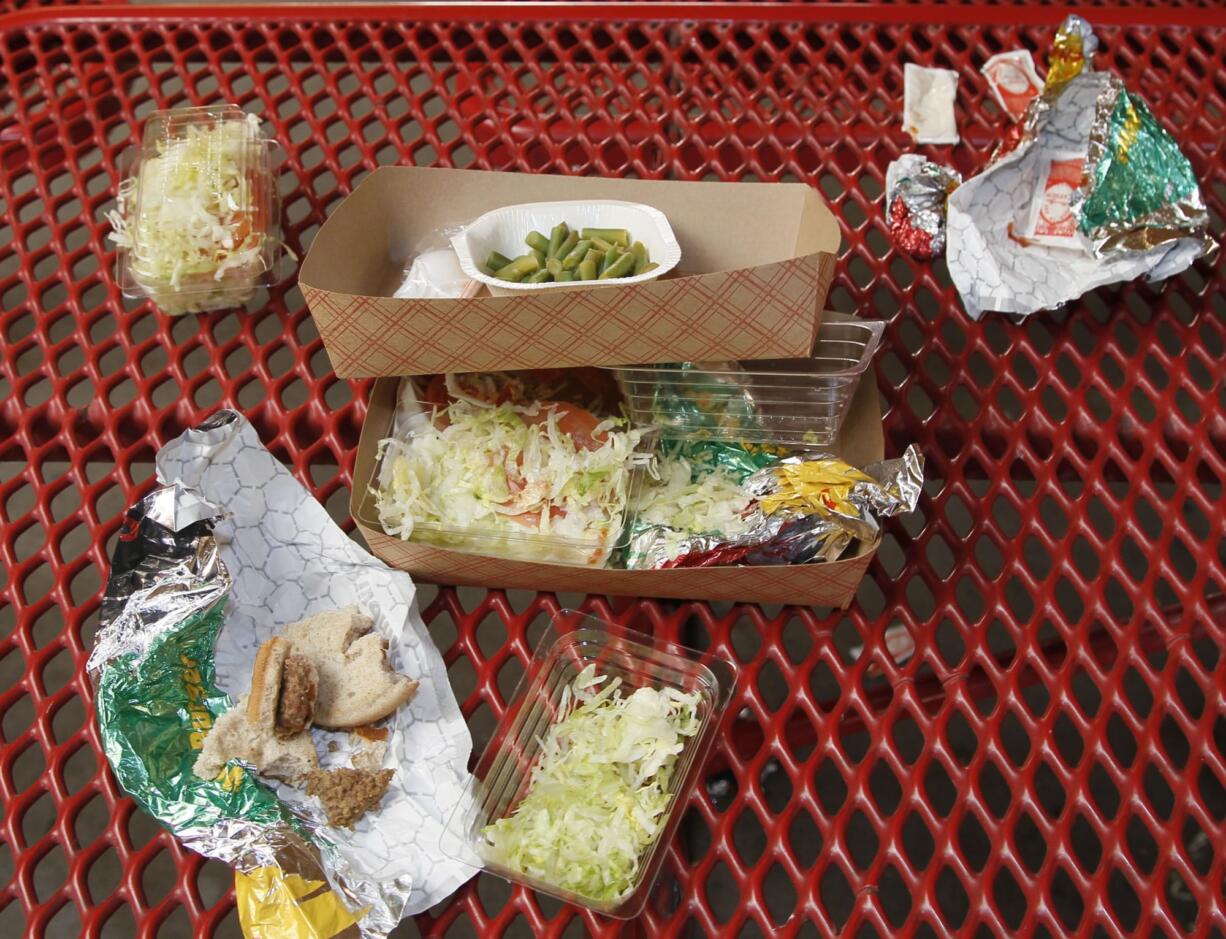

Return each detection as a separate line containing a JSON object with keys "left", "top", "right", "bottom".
{"left": 109, "top": 114, "right": 269, "bottom": 308}
{"left": 631, "top": 456, "right": 755, "bottom": 539}
{"left": 481, "top": 665, "right": 701, "bottom": 903}
{"left": 374, "top": 399, "right": 645, "bottom": 566}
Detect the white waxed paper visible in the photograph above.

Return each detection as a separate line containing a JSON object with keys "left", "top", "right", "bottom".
{"left": 156, "top": 411, "right": 475, "bottom": 932}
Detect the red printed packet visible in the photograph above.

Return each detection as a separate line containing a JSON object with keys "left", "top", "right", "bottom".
{"left": 1026, "top": 153, "right": 1087, "bottom": 250}
{"left": 982, "top": 50, "right": 1044, "bottom": 122}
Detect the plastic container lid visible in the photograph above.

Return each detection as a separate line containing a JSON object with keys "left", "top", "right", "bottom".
{"left": 445, "top": 610, "right": 736, "bottom": 918}
{"left": 109, "top": 104, "right": 282, "bottom": 315}
{"left": 609, "top": 313, "right": 885, "bottom": 447}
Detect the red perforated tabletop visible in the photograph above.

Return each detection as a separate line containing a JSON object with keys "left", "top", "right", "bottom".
{"left": 1, "top": 4, "right": 1223, "bottom": 937}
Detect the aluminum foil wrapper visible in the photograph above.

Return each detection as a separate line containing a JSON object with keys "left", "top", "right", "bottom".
{"left": 91, "top": 410, "right": 477, "bottom": 938}
{"left": 625, "top": 445, "right": 923, "bottom": 569}
{"left": 947, "top": 15, "right": 1212, "bottom": 319}
{"left": 886, "top": 155, "right": 962, "bottom": 259}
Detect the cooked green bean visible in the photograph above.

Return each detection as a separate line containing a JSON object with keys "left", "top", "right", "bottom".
{"left": 630, "top": 241, "right": 649, "bottom": 274}
{"left": 562, "top": 239, "right": 592, "bottom": 270}
{"left": 599, "top": 252, "right": 636, "bottom": 280}
{"left": 494, "top": 254, "right": 541, "bottom": 282}
{"left": 598, "top": 245, "right": 620, "bottom": 276}
{"left": 486, "top": 251, "right": 513, "bottom": 272}
{"left": 555, "top": 230, "right": 579, "bottom": 262}
{"left": 581, "top": 227, "right": 630, "bottom": 247}
{"left": 491, "top": 222, "right": 654, "bottom": 281}
{"left": 546, "top": 223, "right": 569, "bottom": 259}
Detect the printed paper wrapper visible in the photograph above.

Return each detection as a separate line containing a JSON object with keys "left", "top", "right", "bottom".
{"left": 946, "top": 16, "right": 1212, "bottom": 319}
{"left": 90, "top": 410, "right": 476, "bottom": 938}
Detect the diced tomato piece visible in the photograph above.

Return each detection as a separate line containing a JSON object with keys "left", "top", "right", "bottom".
{"left": 523, "top": 402, "right": 605, "bottom": 452}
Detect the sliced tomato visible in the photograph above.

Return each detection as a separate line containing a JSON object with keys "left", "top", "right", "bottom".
{"left": 418, "top": 375, "right": 451, "bottom": 428}
{"left": 523, "top": 402, "right": 605, "bottom": 452}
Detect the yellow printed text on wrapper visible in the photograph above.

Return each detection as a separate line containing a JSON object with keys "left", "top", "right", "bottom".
{"left": 235, "top": 866, "right": 364, "bottom": 939}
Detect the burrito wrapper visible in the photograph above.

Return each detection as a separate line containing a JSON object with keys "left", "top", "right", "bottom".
{"left": 886, "top": 155, "right": 962, "bottom": 259}
{"left": 91, "top": 410, "right": 477, "bottom": 938}
{"left": 946, "top": 15, "right": 1212, "bottom": 319}
{"left": 646, "top": 362, "right": 758, "bottom": 435}
{"left": 626, "top": 445, "right": 923, "bottom": 569}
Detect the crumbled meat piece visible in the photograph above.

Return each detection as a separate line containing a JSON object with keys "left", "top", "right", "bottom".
{"left": 305, "top": 768, "right": 395, "bottom": 829}
{"left": 275, "top": 654, "right": 318, "bottom": 740}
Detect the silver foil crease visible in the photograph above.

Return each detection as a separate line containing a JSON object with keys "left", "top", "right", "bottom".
{"left": 626, "top": 445, "right": 924, "bottom": 569}
{"left": 885, "top": 155, "right": 962, "bottom": 258}
{"left": 90, "top": 483, "right": 230, "bottom": 676}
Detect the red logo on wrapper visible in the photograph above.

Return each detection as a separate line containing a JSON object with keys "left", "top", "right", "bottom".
{"left": 1034, "top": 157, "right": 1084, "bottom": 238}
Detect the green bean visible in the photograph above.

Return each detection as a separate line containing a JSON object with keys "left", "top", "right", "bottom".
{"left": 486, "top": 251, "right": 513, "bottom": 272}
{"left": 577, "top": 256, "right": 598, "bottom": 281}
{"left": 526, "top": 231, "right": 551, "bottom": 254}
{"left": 554, "top": 230, "right": 579, "bottom": 262}
{"left": 561, "top": 239, "right": 592, "bottom": 270}
{"left": 526, "top": 269, "right": 552, "bottom": 283}
{"left": 546, "top": 257, "right": 564, "bottom": 278}
{"left": 630, "top": 241, "right": 650, "bottom": 274}
{"left": 598, "top": 245, "right": 620, "bottom": 276}
{"left": 599, "top": 252, "right": 636, "bottom": 280}
{"left": 639, "top": 262, "right": 659, "bottom": 275}
{"left": 494, "top": 254, "right": 541, "bottom": 282}
{"left": 589, "top": 236, "right": 615, "bottom": 252}
{"left": 546, "top": 223, "right": 569, "bottom": 259}
{"left": 555, "top": 271, "right": 575, "bottom": 282}
{"left": 581, "top": 228, "right": 630, "bottom": 247}
{"left": 530, "top": 248, "right": 547, "bottom": 267}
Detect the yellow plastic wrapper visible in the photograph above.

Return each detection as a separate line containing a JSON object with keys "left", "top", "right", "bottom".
{"left": 236, "top": 867, "right": 365, "bottom": 939}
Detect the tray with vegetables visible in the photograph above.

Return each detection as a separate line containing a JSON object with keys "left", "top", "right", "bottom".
{"left": 448, "top": 612, "right": 735, "bottom": 918}
{"left": 108, "top": 105, "right": 285, "bottom": 315}
{"left": 450, "top": 198, "right": 682, "bottom": 295}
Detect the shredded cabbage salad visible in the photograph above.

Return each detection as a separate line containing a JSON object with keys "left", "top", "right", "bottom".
{"left": 481, "top": 665, "right": 702, "bottom": 903}
{"left": 628, "top": 456, "right": 756, "bottom": 555}
{"left": 109, "top": 113, "right": 269, "bottom": 307}
{"left": 375, "top": 389, "right": 645, "bottom": 566}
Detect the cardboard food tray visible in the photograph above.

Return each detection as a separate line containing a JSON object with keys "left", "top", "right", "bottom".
{"left": 301, "top": 166, "right": 840, "bottom": 378}
{"left": 349, "top": 370, "right": 883, "bottom": 608}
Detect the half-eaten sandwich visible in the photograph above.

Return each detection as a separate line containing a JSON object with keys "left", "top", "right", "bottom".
{"left": 194, "top": 606, "right": 419, "bottom": 828}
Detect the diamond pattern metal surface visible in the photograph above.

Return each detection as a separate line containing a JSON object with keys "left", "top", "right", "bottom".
{"left": 0, "top": 4, "right": 1223, "bottom": 938}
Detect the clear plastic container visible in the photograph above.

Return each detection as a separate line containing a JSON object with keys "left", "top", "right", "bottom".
{"left": 110, "top": 105, "right": 282, "bottom": 315}
{"left": 610, "top": 312, "right": 885, "bottom": 446}
{"left": 448, "top": 611, "right": 736, "bottom": 917}
{"left": 358, "top": 381, "right": 659, "bottom": 567}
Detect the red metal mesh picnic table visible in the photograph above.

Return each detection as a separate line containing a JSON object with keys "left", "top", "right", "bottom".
{"left": 1, "top": 3, "right": 1223, "bottom": 937}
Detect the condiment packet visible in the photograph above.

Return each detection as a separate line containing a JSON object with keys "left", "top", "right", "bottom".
{"left": 1023, "top": 151, "right": 1090, "bottom": 251}
{"left": 982, "top": 50, "right": 1044, "bottom": 122}
{"left": 903, "top": 64, "right": 959, "bottom": 145}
